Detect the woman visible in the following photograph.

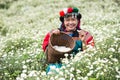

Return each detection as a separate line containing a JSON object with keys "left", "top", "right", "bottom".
{"left": 42, "top": 7, "right": 94, "bottom": 74}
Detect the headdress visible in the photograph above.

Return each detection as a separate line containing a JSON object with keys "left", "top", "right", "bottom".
{"left": 59, "top": 7, "right": 79, "bottom": 17}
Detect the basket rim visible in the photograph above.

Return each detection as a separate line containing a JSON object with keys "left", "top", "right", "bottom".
{"left": 49, "top": 32, "right": 75, "bottom": 53}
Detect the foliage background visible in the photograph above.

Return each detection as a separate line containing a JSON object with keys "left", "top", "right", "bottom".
{"left": 0, "top": 0, "right": 120, "bottom": 80}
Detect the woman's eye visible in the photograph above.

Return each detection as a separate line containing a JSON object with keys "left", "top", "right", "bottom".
{"left": 71, "top": 18, "right": 76, "bottom": 21}
{"left": 65, "top": 19, "right": 70, "bottom": 21}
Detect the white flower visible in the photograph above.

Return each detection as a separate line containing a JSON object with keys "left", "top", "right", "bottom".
{"left": 101, "top": 58, "right": 108, "bottom": 63}
{"left": 62, "top": 58, "right": 69, "bottom": 64}
{"left": 70, "top": 67, "right": 74, "bottom": 72}
{"left": 108, "top": 47, "right": 115, "bottom": 52}
{"left": 36, "top": 77, "right": 40, "bottom": 80}
{"left": 16, "top": 77, "right": 24, "bottom": 80}
{"left": 5, "top": 72, "right": 8, "bottom": 75}
{"left": 89, "top": 65, "right": 94, "bottom": 70}
{"left": 55, "top": 75, "right": 59, "bottom": 79}
{"left": 118, "top": 48, "right": 120, "bottom": 53}
{"left": 22, "top": 61, "right": 25, "bottom": 64}
{"left": 64, "top": 53, "right": 68, "bottom": 57}
{"left": 26, "top": 59, "right": 31, "bottom": 63}
{"left": 28, "top": 71, "right": 37, "bottom": 77}
{"left": 112, "top": 30, "right": 117, "bottom": 34}
{"left": 116, "top": 75, "right": 120, "bottom": 79}
{"left": 59, "top": 71, "right": 63, "bottom": 75}
{"left": 95, "top": 67, "right": 102, "bottom": 72}
{"left": 55, "top": 68, "right": 60, "bottom": 72}
{"left": 61, "top": 66, "right": 66, "bottom": 69}
{"left": 109, "top": 55, "right": 113, "bottom": 58}
{"left": 41, "top": 71, "right": 46, "bottom": 76}
{"left": 15, "top": 61, "right": 19, "bottom": 63}
{"left": 50, "top": 77, "right": 54, "bottom": 80}
{"left": 65, "top": 70, "right": 69, "bottom": 73}
{"left": 100, "top": 72, "right": 104, "bottom": 75}
{"left": 2, "top": 54, "right": 7, "bottom": 58}
{"left": 82, "top": 76, "right": 88, "bottom": 80}
{"left": 47, "top": 71, "right": 53, "bottom": 75}
{"left": 22, "top": 65, "right": 27, "bottom": 69}
{"left": 116, "top": 67, "right": 119, "bottom": 71}
{"left": 58, "top": 77, "right": 65, "bottom": 80}
{"left": 70, "top": 73, "right": 74, "bottom": 77}
{"left": 103, "top": 69, "right": 107, "bottom": 72}
{"left": 50, "top": 65, "right": 56, "bottom": 70}
{"left": 87, "top": 70, "right": 93, "bottom": 76}
{"left": 112, "top": 58, "right": 118, "bottom": 62}
{"left": 20, "top": 73, "right": 27, "bottom": 78}
{"left": 22, "top": 70, "right": 27, "bottom": 73}
{"left": 77, "top": 70, "right": 81, "bottom": 74}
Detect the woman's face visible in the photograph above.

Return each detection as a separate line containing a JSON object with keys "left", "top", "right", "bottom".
{"left": 64, "top": 16, "right": 78, "bottom": 31}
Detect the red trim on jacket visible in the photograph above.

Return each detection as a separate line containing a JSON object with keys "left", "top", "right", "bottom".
{"left": 42, "top": 32, "right": 50, "bottom": 52}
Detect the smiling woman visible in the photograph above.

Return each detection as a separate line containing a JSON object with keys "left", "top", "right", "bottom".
{"left": 0, "top": 0, "right": 119, "bottom": 80}
{"left": 42, "top": 7, "right": 95, "bottom": 74}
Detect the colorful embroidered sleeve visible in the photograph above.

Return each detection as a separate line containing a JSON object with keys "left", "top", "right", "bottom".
{"left": 84, "top": 31, "right": 95, "bottom": 47}
{"left": 42, "top": 32, "right": 50, "bottom": 52}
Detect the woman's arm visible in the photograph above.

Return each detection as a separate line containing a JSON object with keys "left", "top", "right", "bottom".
{"left": 77, "top": 30, "right": 95, "bottom": 49}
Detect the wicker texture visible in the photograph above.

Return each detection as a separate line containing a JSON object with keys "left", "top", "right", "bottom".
{"left": 47, "top": 32, "right": 75, "bottom": 63}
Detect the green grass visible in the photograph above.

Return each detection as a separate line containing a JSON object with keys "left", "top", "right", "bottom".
{"left": 0, "top": 0, "right": 120, "bottom": 80}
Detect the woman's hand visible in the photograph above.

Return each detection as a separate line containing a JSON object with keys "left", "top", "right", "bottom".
{"left": 77, "top": 30, "right": 86, "bottom": 41}
{"left": 78, "top": 30, "right": 95, "bottom": 47}
{"left": 51, "top": 29, "right": 60, "bottom": 35}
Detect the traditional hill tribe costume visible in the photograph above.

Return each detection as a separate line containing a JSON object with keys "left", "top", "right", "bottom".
{"left": 42, "top": 7, "right": 94, "bottom": 74}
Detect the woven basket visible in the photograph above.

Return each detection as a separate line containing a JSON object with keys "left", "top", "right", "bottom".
{"left": 47, "top": 32, "right": 75, "bottom": 63}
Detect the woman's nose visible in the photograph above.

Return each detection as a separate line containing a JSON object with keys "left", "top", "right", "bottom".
{"left": 69, "top": 20, "right": 73, "bottom": 24}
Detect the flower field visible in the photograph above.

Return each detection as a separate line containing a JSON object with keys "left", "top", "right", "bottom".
{"left": 0, "top": 0, "right": 120, "bottom": 80}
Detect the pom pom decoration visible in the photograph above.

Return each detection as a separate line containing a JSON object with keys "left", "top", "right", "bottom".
{"left": 59, "top": 7, "right": 79, "bottom": 17}
{"left": 73, "top": 7, "right": 79, "bottom": 12}
{"left": 59, "top": 10, "right": 65, "bottom": 17}
{"left": 67, "top": 8, "right": 73, "bottom": 13}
